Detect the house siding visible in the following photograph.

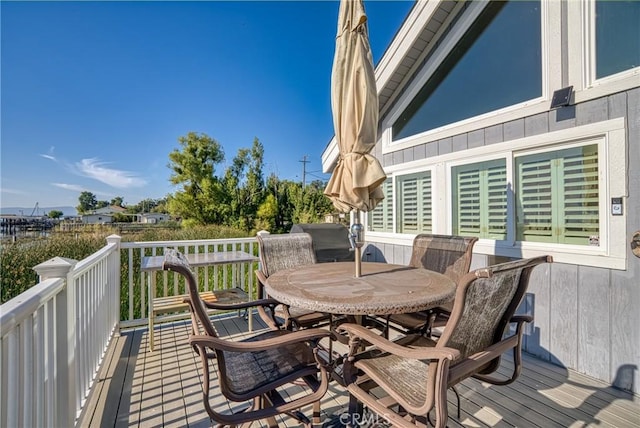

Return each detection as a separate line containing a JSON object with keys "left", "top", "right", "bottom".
{"left": 365, "top": 88, "right": 640, "bottom": 392}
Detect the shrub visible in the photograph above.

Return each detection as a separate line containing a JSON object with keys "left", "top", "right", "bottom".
{"left": 1, "top": 233, "right": 107, "bottom": 303}
{"left": 0, "top": 225, "right": 247, "bottom": 305}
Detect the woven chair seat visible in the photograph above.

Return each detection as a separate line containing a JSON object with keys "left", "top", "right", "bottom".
{"left": 353, "top": 335, "right": 437, "bottom": 409}
{"left": 223, "top": 329, "right": 319, "bottom": 395}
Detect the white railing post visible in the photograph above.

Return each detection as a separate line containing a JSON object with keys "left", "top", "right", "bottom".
{"left": 107, "top": 234, "right": 122, "bottom": 331}
{"left": 33, "top": 257, "right": 77, "bottom": 427}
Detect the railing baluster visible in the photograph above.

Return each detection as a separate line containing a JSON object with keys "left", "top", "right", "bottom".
{"left": 5, "top": 329, "right": 18, "bottom": 427}
{"left": 45, "top": 300, "right": 54, "bottom": 425}
{"left": 34, "top": 306, "right": 44, "bottom": 428}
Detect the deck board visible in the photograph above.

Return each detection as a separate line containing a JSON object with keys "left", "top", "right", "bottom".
{"left": 80, "top": 314, "right": 639, "bottom": 428}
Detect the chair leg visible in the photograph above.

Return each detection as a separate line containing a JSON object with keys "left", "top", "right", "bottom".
{"left": 451, "top": 386, "right": 461, "bottom": 419}
{"left": 419, "top": 310, "right": 437, "bottom": 338}
{"left": 347, "top": 394, "right": 362, "bottom": 427}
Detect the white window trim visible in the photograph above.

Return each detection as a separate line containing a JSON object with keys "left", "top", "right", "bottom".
{"left": 381, "top": 0, "right": 562, "bottom": 155}
{"left": 367, "top": 118, "right": 627, "bottom": 270}
{"left": 568, "top": 0, "right": 640, "bottom": 104}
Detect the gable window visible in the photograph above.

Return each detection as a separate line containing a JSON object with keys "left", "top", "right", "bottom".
{"left": 396, "top": 171, "right": 432, "bottom": 233}
{"left": 516, "top": 144, "right": 599, "bottom": 245}
{"left": 595, "top": 0, "right": 640, "bottom": 79}
{"left": 452, "top": 159, "right": 507, "bottom": 240}
{"left": 368, "top": 178, "right": 393, "bottom": 232}
{"left": 392, "top": 0, "right": 541, "bottom": 140}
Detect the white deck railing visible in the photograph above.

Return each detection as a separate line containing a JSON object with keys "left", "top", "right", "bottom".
{"left": 118, "top": 237, "right": 260, "bottom": 328}
{"left": 0, "top": 234, "right": 260, "bottom": 426}
{"left": 0, "top": 235, "right": 122, "bottom": 427}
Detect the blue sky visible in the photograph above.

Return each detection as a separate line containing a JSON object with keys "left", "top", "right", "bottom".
{"left": 1, "top": 1, "right": 413, "bottom": 210}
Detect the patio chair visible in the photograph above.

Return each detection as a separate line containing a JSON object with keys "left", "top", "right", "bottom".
{"left": 385, "top": 234, "right": 478, "bottom": 336}
{"left": 256, "top": 233, "right": 333, "bottom": 330}
{"left": 338, "top": 255, "right": 552, "bottom": 428}
{"left": 162, "top": 249, "right": 332, "bottom": 427}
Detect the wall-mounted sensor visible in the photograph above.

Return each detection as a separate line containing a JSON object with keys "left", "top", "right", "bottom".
{"left": 611, "top": 197, "right": 623, "bottom": 215}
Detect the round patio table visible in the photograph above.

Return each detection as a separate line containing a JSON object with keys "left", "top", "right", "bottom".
{"left": 264, "top": 261, "right": 455, "bottom": 316}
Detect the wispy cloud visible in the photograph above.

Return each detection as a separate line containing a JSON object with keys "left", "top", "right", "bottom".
{"left": 52, "top": 183, "right": 85, "bottom": 192}
{"left": 74, "top": 158, "right": 147, "bottom": 188}
{"left": 52, "top": 183, "right": 112, "bottom": 197}
{"left": 39, "top": 146, "right": 57, "bottom": 161}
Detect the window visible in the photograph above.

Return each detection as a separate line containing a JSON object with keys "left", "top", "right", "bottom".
{"left": 396, "top": 172, "right": 432, "bottom": 233}
{"left": 392, "top": 1, "right": 541, "bottom": 140}
{"left": 516, "top": 145, "right": 599, "bottom": 245}
{"left": 369, "top": 119, "right": 625, "bottom": 268}
{"left": 368, "top": 178, "right": 393, "bottom": 232}
{"left": 452, "top": 159, "right": 507, "bottom": 239}
{"left": 595, "top": 0, "right": 640, "bottom": 79}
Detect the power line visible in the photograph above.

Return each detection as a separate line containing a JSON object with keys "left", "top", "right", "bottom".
{"left": 299, "top": 155, "right": 310, "bottom": 187}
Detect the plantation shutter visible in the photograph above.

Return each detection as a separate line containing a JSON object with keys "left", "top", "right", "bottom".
{"left": 453, "top": 159, "right": 507, "bottom": 239}
{"left": 562, "top": 145, "right": 599, "bottom": 244}
{"left": 516, "top": 154, "right": 554, "bottom": 242}
{"left": 486, "top": 163, "right": 508, "bottom": 238}
{"left": 368, "top": 178, "right": 393, "bottom": 232}
{"left": 397, "top": 171, "right": 432, "bottom": 233}
{"left": 421, "top": 173, "right": 433, "bottom": 231}
{"left": 516, "top": 144, "right": 599, "bottom": 245}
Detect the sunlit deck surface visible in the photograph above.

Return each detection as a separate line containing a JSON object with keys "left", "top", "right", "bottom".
{"left": 81, "top": 314, "right": 639, "bottom": 427}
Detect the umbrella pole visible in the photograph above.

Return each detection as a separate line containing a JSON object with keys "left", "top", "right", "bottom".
{"left": 349, "top": 210, "right": 364, "bottom": 278}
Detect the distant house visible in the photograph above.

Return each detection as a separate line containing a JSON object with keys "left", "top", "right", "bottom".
{"left": 322, "top": 0, "right": 639, "bottom": 393}
{"left": 140, "top": 213, "right": 169, "bottom": 224}
{"left": 92, "top": 205, "right": 127, "bottom": 215}
{"left": 81, "top": 214, "right": 113, "bottom": 224}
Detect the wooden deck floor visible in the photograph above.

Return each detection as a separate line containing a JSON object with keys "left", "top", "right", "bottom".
{"left": 80, "top": 314, "right": 639, "bottom": 428}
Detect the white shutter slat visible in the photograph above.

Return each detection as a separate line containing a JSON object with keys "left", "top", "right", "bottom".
{"left": 517, "top": 156, "right": 554, "bottom": 241}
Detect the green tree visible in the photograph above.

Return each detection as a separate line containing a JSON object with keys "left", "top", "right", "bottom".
{"left": 167, "top": 132, "right": 226, "bottom": 225}
{"left": 96, "top": 200, "right": 109, "bottom": 209}
{"left": 77, "top": 191, "right": 97, "bottom": 214}
{"left": 47, "top": 210, "right": 64, "bottom": 219}
{"left": 222, "top": 138, "right": 266, "bottom": 232}
{"left": 127, "top": 198, "right": 166, "bottom": 214}
{"left": 110, "top": 196, "right": 124, "bottom": 207}
{"left": 256, "top": 193, "right": 278, "bottom": 231}
{"left": 112, "top": 212, "right": 134, "bottom": 222}
{"left": 261, "top": 176, "right": 332, "bottom": 232}
{"left": 152, "top": 199, "right": 169, "bottom": 213}
{"left": 291, "top": 180, "right": 333, "bottom": 224}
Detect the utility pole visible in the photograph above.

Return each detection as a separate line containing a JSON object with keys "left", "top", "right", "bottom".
{"left": 299, "top": 155, "right": 310, "bottom": 188}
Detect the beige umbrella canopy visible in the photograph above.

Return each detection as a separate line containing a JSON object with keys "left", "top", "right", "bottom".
{"left": 324, "top": 0, "right": 387, "bottom": 214}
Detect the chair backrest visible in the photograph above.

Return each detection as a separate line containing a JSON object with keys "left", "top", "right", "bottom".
{"left": 162, "top": 249, "right": 217, "bottom": 338}
{"left": 257, "top": 233, "right": 317, "bottom": 277}
{"left": 409, "top": 234, "right": 478, "bottom": 283}
{"left": 437, "top": 255, "right": 551, "bottom": 365}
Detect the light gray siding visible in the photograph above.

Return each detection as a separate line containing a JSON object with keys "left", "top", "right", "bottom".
{"left": 366, "top": 88, "right": 640, "bottom": 393}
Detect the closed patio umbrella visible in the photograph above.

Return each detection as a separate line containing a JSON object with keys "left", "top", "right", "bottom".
{"left": 324, "top": 0, "right": 386, "bottom": 276}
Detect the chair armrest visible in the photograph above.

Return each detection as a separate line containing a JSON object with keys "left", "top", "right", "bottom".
{"left": 510, "top": 314, "right": 533, "bottom": 324}
{"left": 255, "top": 269, "right": 268, "bottom": 289}
{"left": 254, "top": 269, "right": 290, "bottom": 329}
{"left": 337, "top": 323, "right": 459, "bottom": 361}
{"left": 185, "top": 296, "right": 281, "bottom": 312}
{"left": 189, "top": 328, "right": 333, "bottom": 353}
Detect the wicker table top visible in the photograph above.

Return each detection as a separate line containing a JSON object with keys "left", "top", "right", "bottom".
{"left": 264, "top": 262, "right": 456, "bottom": 316}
